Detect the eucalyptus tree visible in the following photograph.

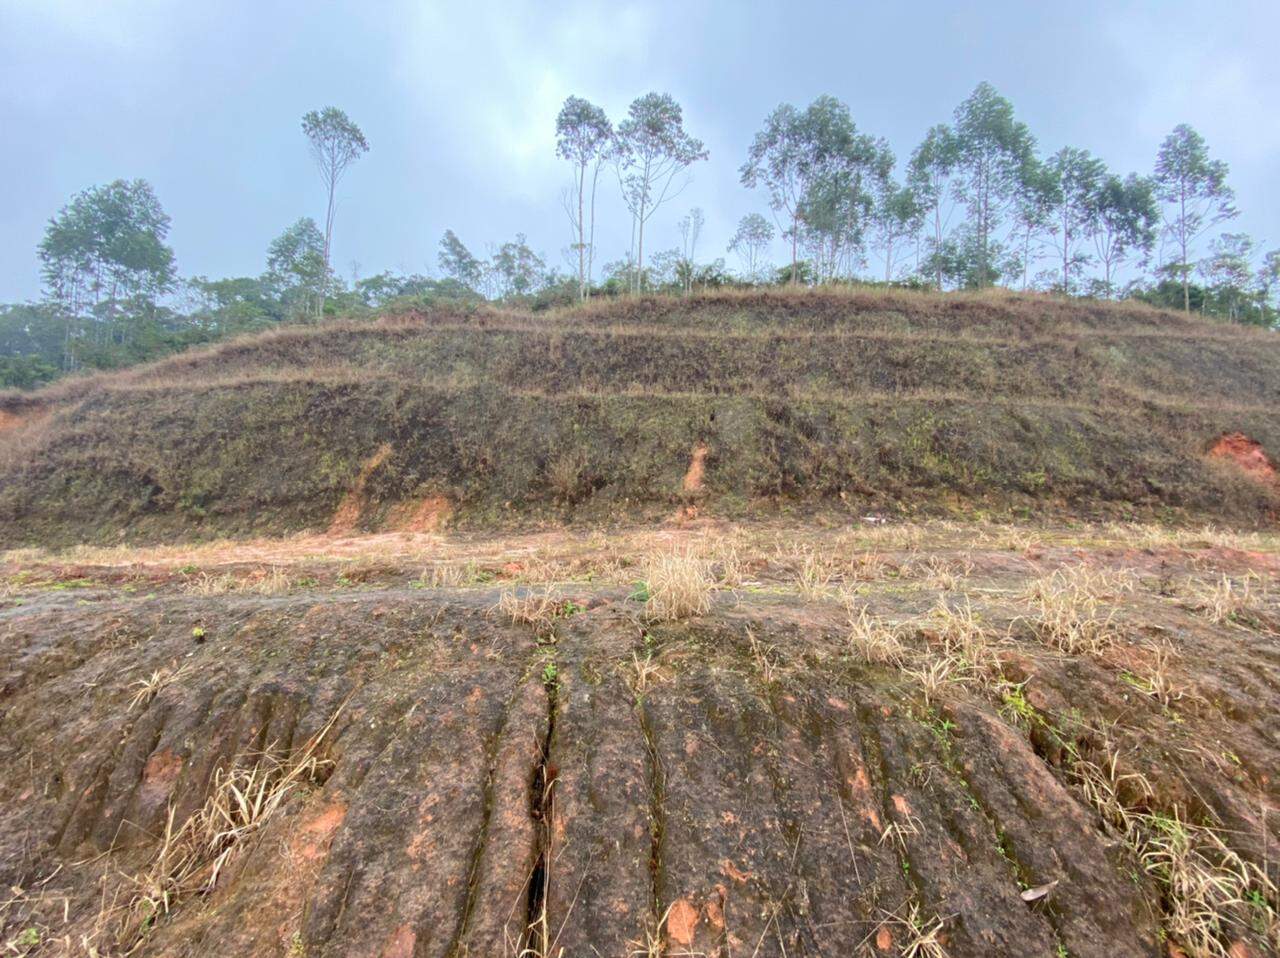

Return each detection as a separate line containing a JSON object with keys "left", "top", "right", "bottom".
{"left": 743, "top": 96, "right": 884, "bottom": 284}
{"left": 1088, "top": 174, "right": 1158, "bottom": 298}
{"left": 437, "top": 229, "right": 486, "bottom": 294}
{"left": 555, "top": 96, "right": 612, "bottom": 299}
{"left": 38, "top": 179, "right": 176, "bottom": 361}
{"left": 1044, "top": 147, "right": 1107, "bottom": 293}
{"left": 950, "top": 83, "right": 1036, "bottom": 287}
{"left": 906, "top": 124, "right": 959, "bottom": 289}
{"left": 728, "top": 213, "right": 775, "bottom": 281}
{"left": 869, "top": 176, "right": 923, "bottom": 283}
{"left": 1154, "top": 124, "right": 1237, "bottom": 312}
{"left": 1008, "top": 159, "right": 1055, "bottom": 290}
{"left": 612, "top": 93, "right": 707, "bottom": 292}
{"left": 677, "top": 207, "right": 705, "bottom": 294}
{"left": 301, "top": 107, "right": 369, "bottom": 316}
{"left": 1199, "top": 232, "right": 1255, "bottom": 322}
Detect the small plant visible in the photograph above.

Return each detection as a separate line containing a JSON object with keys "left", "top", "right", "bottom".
{"left": 795, "top": 547, "right": 837, "bottom": 599}
{"left": 541, "top": 660, "right": 559, "bottom": 688}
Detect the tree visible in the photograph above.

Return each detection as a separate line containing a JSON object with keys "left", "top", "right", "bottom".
{"left": 438, "top": 230, "right": 485, "bottom": 293}
{"left": 612, "top": 93, "right": 708, "bottom": 293}
{"left": 1044, "top": 147, "right": 1106, "bottom": 293}
{"left": 950, "top": 83, "right": 1036, "bottom": 287}
{"left": 1154, "top": 124, "right": 1237, "bottom": 312}
{"left": 741, "top": 104, "right": 808, "bottom": 284}
{"left": 556, "top": 97, "right": 612, "bottom": 300}
{"left": 728, "top": 213, "right": 775, "bottom": 281}
{"left": 264, "top": 218, "right": 328, "bottom": 320}
{"left": 38, "top": 179, "right": 177, "bottom": 365}
{"left": 869, "top": 175, "right": 922, "bottom": 283}
{"left": 1199, "top": 232, "right": 1254, "bottom": 322}
{"left": 492, "top": 234, "right": 546, "bottom": 297}
{"left": 1088, "top": 174, "right": 1158, "bottom": 298}
{"left": 301, "top": 107, "right": 369, "bottom": 317}
{"left": 907, "top": 125, "right": 959, "bottom": 289}
{"left": 1009, "top": 159, "right": 1055, "bottom": 290}
{"left": 677, "top": 207, "right": 705, "bottom": 294}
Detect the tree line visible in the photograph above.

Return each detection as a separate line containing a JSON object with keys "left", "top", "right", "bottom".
{"left": 2, "top": 83, "right": 1276, "bottom": 389}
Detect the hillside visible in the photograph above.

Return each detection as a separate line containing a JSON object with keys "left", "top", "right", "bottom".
{"left": 0, "top": 288, "right": 1278, "bottom": 546}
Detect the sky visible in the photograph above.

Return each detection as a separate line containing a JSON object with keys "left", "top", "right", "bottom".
{"left": 1, "top": 0, "right": 1278, "bottom": 300}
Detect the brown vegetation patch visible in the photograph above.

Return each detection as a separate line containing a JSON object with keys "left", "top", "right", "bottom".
{"left": 682, "top": 441, "right": 709, "bottom": 494}
{"left": 384, "top": 494, "right": 451, "bottom": 532}
{"left": 1208, "top": 432, "right": 1277, "bottom": 485}
{"left": 327, "top": 442, "right": 392, "bottom": 535}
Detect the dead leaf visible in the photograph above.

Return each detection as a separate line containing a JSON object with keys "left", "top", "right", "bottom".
{"left": 1020, "top": 879, "right": 1059, "bottom": 902}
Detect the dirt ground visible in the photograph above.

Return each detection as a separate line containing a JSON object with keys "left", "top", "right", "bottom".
{"left": 0, "top": 518, "right": 1277, "bottom": 957}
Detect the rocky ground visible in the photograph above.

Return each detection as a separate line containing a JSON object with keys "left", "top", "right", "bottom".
{"left": 0, "top": 519, "right": 1277, "bottom": 957}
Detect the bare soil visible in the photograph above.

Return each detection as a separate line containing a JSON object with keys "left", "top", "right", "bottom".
{"left": 1, "top": 520, "right": 1277, "bottom": 956}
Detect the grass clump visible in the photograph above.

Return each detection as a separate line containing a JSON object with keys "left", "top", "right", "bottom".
{"left": 1022, "top": 564, "right": 1133, "bottom": 655}
{"left": 635, "top": 551, "right": 715, "bottom": 621}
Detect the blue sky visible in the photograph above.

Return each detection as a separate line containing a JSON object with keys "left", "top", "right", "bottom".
{"left": 1, "top": 0, "right": 1277, "bottom": 298}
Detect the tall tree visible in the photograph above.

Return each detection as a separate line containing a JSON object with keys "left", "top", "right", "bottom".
{"left": 677, "top": 207, "right": 705, "bottom": 294}
{"left": 613, "top": 93, "right": 707, "bottom": 293}
{"left": 869, "top": 175, "right": 922, "bottom": 283}
{"left": 1010, "top": 159, "right": 1055, "bottom": 290}
{"left": 950, "top": 83, "right": 1036, "bottom": 287}
{"left": 301, "top": 107, "right": 369, "bottom": 317}
{"left": 1088, "top": 174, "right": 1158, "bottom": 298}
{"left": 727, "top": 213, "right": 775, "bottom": 281}
{"left": 1154, "top": 124, "right": 1236, "bottom": 312}
{"left": 38, "top": 179, "right": 176, "bottom": 364}
{"left": 438, "top": 230, "right": 485, "bottom": 293}
{"left": 1045, "top": 147, "right": 1106, "bottom": 293}
{"left": 264, "top": 218, "right": 328, "bottom": 321}
{"left": 555, "top": 97, "right": 612, "bottom": 300}
{"left": 906, "top": 125, "right": 959, "bottom": 289}
{"left": 741, "top": 104, "right": 808, "bottom": 284}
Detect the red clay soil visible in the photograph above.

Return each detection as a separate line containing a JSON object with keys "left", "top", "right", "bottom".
{"left": 1209, "top": 432, "right": 1278, "bottom": 485}
{"left": 1, "top": 544, "right": 1278, "bottom": 956}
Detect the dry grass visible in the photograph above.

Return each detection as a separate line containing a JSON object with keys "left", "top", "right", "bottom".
{"left": 794, "top": 546, "right": 839, "bottom": 599}
{"left": 495, "top": 586, "right": 571, "bottom": 632}
{"left": 1122, "top": 641, "right": 1183, "bottom": 708}
{"left": 110, "top": 707, "right": 344, "bottom": 951}
{"left": 1022, "top": 564, "right": 1134, "bottom": 655}
{"left": 1193, "top": 573, "right": 1260, "bottom": 625}
{"left": 637, "top": 551, "right": 715, "bottom": 621}
{"left": 183, "top": 566, "right": 293, "bottom": 597}
{"left": 127, "top": 662, "right": 194, "bottom": 712}
{"left": 1069, "top": 742, "right": 1278, "bottom": 957}
{"left": 845, "top": 605, "right": 910, "bottom": 666}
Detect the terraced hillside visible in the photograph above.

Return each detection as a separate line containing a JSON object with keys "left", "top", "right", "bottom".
{"left": 1, "top": 288, "right": 1278, "bottom": 545}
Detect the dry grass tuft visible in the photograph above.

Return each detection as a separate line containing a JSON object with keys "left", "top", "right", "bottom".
{"left": 127, "top": 662, "right": 194, "bottom": 712}
{"left": 1022, "top": 565, "right": 1133, "bottom": 655}
{"left": 495, "top": 586, "right": 572, "bottom": 633}
{"left": 637, "top": 551, "right": 715, "bottom": 621}
{"left": 845, "top": 604, "right": 910, "bottom": 666}
{"left": 1194, "top": 573, "right": 1260, "bottom": 625}
{"left": 112, "top": 707, "right": 344, "bottom": 951}
{"left": 794, "top": 546, "right": 838, "bottom": 599}
{"left": 1069, "top": 742, "right": 1278, "bottom": 957}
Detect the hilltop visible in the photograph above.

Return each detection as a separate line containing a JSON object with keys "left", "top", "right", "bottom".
{"left": 0, "top": 287, "right": 1277, "bottom": 546}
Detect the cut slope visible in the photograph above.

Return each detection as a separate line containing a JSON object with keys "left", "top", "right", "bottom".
{"left": 1, "top": 287, "right": 1278, "bottom": 545}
